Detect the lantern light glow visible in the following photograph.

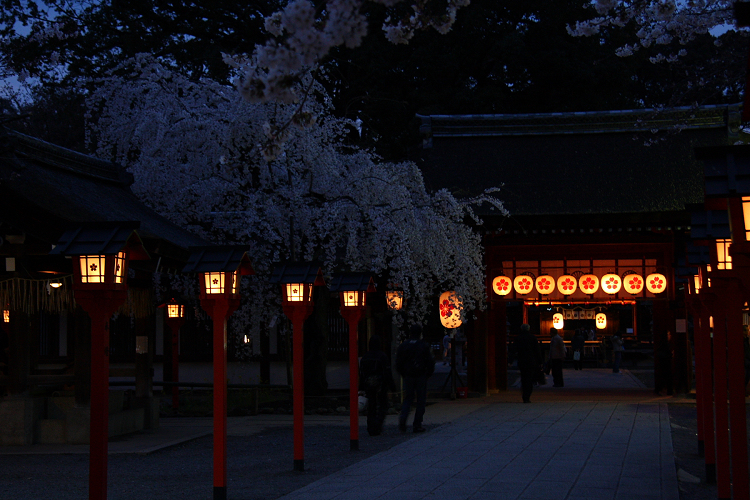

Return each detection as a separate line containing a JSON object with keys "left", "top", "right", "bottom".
{"left": 579, "top": 274, "right": 599, "bottom": 294}
{"left": 167, "top": 303, "right": 184, "bottom": 318}
{"left": 80, "top": 255, "right": 106, "bottom": 283}
{"left": 342, "top": 290, "right": 364, "bottom": 307}
{"left": 646, "top": 273, "right": 667, "bottom": 294}
{"left": 3, "top": 310, "right": 8, "bottom": 323}
{"left": 596, "top": 312, "right": 607, "bottom": 329}
{"left": 285, "top": 283, "right": 312, "bottom": 302}
{"left": 623, "top": 274, "right": 644, "bottom": 295}
{"left": 492, "top": 275, "right": 512, "bottom": 296}
{"left": 552, "top": 312, "right": 564, "bottom": 329}
{"left": 386, "top": 291, "right": 404, "bottom": 310}
{"left": 514, "top": 275, "right": 534, "bottom": 295}
{"left": 601, "top": 274, "right": 622, "bottom": 294}
{"left": 535, "top": 275, "right": 555, "bottom": 295}
{"left": 557, "top": 275, "right": 577, "bottom": 295}
{"left": 439, "top": 291, "right": 462, "bottom": 328}
{"left": 716, "top": 239, "right": 732, "bottom": 270}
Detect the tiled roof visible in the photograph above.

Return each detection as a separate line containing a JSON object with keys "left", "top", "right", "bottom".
{"left": 417, "top": 104, "right": 745, "bottom": 216}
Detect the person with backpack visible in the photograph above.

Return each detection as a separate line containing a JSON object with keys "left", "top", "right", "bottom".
{"left": 359, "top": 335, "right": 396, "bottom": 436}
{"left": 396, "top": 324, "right": 435, "bottom": 433}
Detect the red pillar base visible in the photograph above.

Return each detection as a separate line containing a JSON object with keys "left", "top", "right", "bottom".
{"left": 350, "top": 439, "right": 358, "bottom": 451}
{"left": 294, "top": 459, "right": 304, "bottom": 472}
{"left": 213, "top": 486, "right": 226, "bottom": 500}
{"left": 706, "top": 463, "right": 716, "bottom": 484}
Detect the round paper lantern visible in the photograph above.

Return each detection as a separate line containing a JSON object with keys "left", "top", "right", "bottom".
{"left": 601, "top": 274, "right": 622, "bottom": 294}
{"left": 557, "top": 275, "right": 577, "bottom": 295}
{"left": 535, "top": 275, "right": 555, "bottom": 295}
{"left": 646, "top": 273, "right": 667, "bottom": 294}
{"left": 439, "top": 291, "right": 462, "bottom": 328}
{"left": 514, "top": 275, "right": 534, "bottom": 295}
{"left": 623, "top": 274, "right": 644, "bottom": 295}
{"left": 552, "top": 312, "right": 564, "bottom": 329}
{"left": 492, "top": 275, "right": 512, "bottom": 296}
{"left": 579, "top": 274, "right": 599, "bottom": 294}
{"left": 595, "top": 312, "right": 607, "bottom": 329}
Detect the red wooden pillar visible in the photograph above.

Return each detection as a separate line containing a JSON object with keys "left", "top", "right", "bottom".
{"left": 718, "top": 280, "right": 749, "bottom": 500}
{"left": 284, "top": 305, "right": 313, "bottom": 471}
{"left": 201, "top": 298, "right": 235, "bottom": 500}
{"left": 340, "top": 307, "right": 364, "bottom": 450}
{"left": 710, "top": 296, "right": 732, "bottom": 500}
{"left": 172, "top": 326, "right": 180, "bottom": 409}
{"left": 694, "top": 301, "right": 716, "bottom": 483}
{"left": 77, "top": 295, "right": 125, "bottom": 500}
{"left": 165, "top": 316, "right": 184, "bottom": 410}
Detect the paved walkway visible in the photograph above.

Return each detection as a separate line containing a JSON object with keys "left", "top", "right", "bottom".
{"left": 0, "top": 366, "right": 681, "bottom": 500}
{"left": 280, "top": 399, "right": 678, "bottom": 500}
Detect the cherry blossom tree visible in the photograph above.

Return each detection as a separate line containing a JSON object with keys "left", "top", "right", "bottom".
{"left": 567, "top": 0, "right": 735, "bottom": 62}
{"left": 87, "top": 56, "right": 506, "bottom": 356}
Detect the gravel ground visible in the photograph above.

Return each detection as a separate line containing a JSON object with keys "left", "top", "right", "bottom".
{"left": 0, "top": 421, "right": 422, "bottom": 500}
{"left": 668, "top": 403, "right": 719, "bottom": 500}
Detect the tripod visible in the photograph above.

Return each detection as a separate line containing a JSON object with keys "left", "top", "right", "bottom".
{"left": 440, "top": 338, "right": 465, "bottom": 399}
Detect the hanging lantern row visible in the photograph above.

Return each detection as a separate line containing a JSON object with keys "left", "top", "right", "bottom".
{"left": 492, "top": 272, "right": 667, "bottom": 296}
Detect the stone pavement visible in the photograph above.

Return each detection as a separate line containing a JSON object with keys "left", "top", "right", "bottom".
{"left": 0, "top": 366, "right": 681, "bottom": 500}
{"left": 279, "top": 399, "right": 678, "bottom": 500}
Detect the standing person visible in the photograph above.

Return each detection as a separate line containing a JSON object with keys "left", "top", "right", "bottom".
{"left": 549, "top": 328, "right": 566, "bottom": 387}
{"left": 571, "top": 329, "right": 586, "bottom": 371}
{"left": 611, "top": 331, "right": 625, "bottom": 374}
{"left": 655, "top": 331, "right": 673, "bottom": 395}
{"left": 396, "top": 325, "right": 435, "bottom": 433}
{"left": 359, "top": 335, "right": 396, "bottom": 436}
{"left": 513, "top": 324, "right": 542, "bottom": 403}
{"left": 442, "top": 331, "right": 451, "bottom": 365}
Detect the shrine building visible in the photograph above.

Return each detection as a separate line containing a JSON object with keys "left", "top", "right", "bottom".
{"left": 416, "top": 103, "right": 746, "bottom": 394}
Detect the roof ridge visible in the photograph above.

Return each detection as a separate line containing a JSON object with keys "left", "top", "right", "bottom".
{"left": 5, "top": 128, "right": 133, "bottom": 186}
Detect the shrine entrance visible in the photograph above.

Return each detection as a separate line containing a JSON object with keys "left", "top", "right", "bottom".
{"left": 464, "top": 212, "right": 690, "bottom": 395}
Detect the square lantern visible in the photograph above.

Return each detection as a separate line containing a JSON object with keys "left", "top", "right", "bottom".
{"left": 330, "top": 273, "right": 376, "bottom": 309}
{"left": 50, "top": 223, "right": 150, "bottom": 291}
{"left": 386, "top": 290, "right": 404, "bottom": 310}
{"left": 183, "top": 246, "right": 254, "bottom": 300}
{"left": 164, "top": 298, "right": 185, "bottom": 319}
{"left": 269, "top": 263, "right": 326, "bottom": 306}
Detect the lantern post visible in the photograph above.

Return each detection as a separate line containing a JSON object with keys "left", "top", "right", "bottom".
{"left": 183, "top": 246, "right": 253, "bottom": 500}
{"left": 50, "top": 223, "right": 149, "bottom": 500}
{"left": 159, "top": 298, "right": 186, "bottom": 410}
{"left": 330, "top": 273, "right": 376, "bottom": 451}
{"left": 694, "top": 145, "right": 750, "bottom": 498}
{"left": 269, "top": 263, "right": 326, "bottom": 471}
{"left": 385, "top": 289, "right": 405, "bottom": 400}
